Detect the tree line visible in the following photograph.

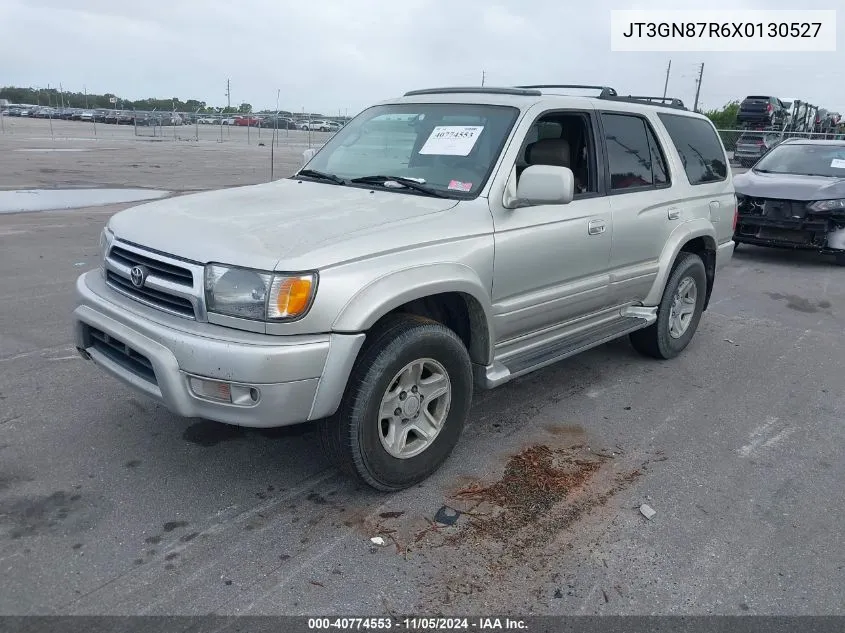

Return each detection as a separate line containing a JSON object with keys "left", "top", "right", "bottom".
{"left": 0, "top": 86, "right": 260, "bottom": 114}
{"left": 702, "top": 101, "right": 740, "bottom": 129}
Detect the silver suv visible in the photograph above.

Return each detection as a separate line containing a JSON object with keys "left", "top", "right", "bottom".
{"left": 73, "top": 85, "right": 736, "bottom": 491}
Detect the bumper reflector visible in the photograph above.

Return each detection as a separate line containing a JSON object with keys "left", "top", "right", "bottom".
{"left": 188, "top": 377, "right": 260, "bottom": 406}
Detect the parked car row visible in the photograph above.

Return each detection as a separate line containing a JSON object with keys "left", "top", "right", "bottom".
{"left": 0, "top": 104, "right": 349, "bottom": 131}
{"left": 195, "top": 114, "right": 345, "bottom": 131}
{"left": 0, "top": 104, "right": 186, "bottom": 126}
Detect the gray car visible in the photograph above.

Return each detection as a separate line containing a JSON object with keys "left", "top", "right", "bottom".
{"left": 734, "top": 131, "right": 782, "bottom": 167}
{"left": 733, "top": 138, "right": 845, "bottom": 264}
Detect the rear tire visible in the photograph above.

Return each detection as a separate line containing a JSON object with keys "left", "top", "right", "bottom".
{"left": 630, "top": 252, "right": 707, "bottom": 360}
{"left": 834, "top": 252, "right": 845, "bottom": 267}
{"left": 318, "top": 314, "right": 474, "bottom": 491}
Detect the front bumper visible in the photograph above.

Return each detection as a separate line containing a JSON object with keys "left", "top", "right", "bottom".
{"left": 735, "top": 214, "right": 845, "bottom": 253}
{"left": 73, "top": 270, "right": 365, "bottom": 427}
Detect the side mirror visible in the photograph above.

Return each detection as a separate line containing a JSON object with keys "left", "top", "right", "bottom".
{"left": 508, "top": 165, "right": 575, "bottom": 208}
{"left": 301, "top": 148, "right": 317, "bottom": 166}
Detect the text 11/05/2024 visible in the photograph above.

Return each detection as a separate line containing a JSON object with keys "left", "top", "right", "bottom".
{"left": 306, "top": 617, "right": 528, "bottom": 631}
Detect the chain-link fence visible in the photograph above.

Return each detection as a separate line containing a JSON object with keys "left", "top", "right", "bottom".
{"left": 717, "top": 128, "right": 845, "bottom": 167}
{"left": 0, "top": 106, "right": 347, "bottom": 150}
{"left": 6, "top": 107, "right": 845, "bottom": 169}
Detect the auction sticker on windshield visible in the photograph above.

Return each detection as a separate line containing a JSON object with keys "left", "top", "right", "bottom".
{"left": 419, "top": 126, "right": 484, "bottom": 156}
{"left": 830, "top": 158, "right": 845, "bottom": 169}
{"left": 447, "top": 180, "right": 473, "bottom": 192}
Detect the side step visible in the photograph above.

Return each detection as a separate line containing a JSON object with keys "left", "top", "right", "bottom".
{"left": 478, "top": 312, "right": 654, "bottom": 388}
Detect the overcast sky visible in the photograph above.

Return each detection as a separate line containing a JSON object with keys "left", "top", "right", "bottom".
{"left": 2, "top": 0, "right": 843, "bottom": 115}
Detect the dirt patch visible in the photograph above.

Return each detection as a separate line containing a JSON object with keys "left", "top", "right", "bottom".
{"left": 450, "top": 445, "right": 604, "bottom": 542}
{"left": 395, "top": 443, "right": 655, "bottom": 612}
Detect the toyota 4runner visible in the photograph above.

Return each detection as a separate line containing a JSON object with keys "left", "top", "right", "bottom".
{"left": 73, "top": 84, "right": 736, "bottom": 491}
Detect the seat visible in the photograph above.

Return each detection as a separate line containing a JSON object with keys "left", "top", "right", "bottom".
{"left": 523, "top": 137, "right": 585, "bottom": 193}
{"left": 525, "top": 138, "right": 572, "bottom": 168}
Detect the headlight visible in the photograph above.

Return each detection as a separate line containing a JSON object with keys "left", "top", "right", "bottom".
{"left": 99, "top": 227, "right": 114, "bottom": 263}
{"left": 808, "top": 199, "right": 845, "bottom": 212}
{"left": 204, "top": 264, "right": 316, "bottom": 321}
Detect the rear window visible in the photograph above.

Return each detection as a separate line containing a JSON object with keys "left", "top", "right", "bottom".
{"left": 745, "top": 96, "right": 771, "bottom": 100}
{"left": 657, "top": 113, "right": 728, "bottom": 185}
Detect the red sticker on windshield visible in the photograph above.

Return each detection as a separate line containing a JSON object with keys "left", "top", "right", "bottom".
{"left": 448, "top": 180, "right": 472, "bottom": 192}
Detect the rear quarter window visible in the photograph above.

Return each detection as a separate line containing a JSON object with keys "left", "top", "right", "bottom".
{"left": 657, "top": 113, "right": 728, "bottom": 186}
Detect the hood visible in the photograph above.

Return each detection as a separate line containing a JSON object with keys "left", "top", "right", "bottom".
{"left": 734, "top": 170, "right": 845, "bottom": 201}
{"left": 108, "top": 179, "right": 460, "bottom": 271}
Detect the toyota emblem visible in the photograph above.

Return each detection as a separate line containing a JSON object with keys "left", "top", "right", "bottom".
{"left": 129, "top": 265, "right": 148, "bottom": 288}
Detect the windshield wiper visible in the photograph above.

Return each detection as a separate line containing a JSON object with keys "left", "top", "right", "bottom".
{"left": 349, "top": 175, "right": 450, "bottom": 198}
{"left": 296, "top": 169, "right": 346, "bottom": 185}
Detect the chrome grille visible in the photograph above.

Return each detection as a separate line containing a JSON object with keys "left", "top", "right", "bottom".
{"left": 110, "top": 246, "right": 193, "bottom": 285}
{"left": 104, "top": 242, "right": 203, "bottom": 320}
{"left": 106, "top": 270, "right": 195, "bottom": 317}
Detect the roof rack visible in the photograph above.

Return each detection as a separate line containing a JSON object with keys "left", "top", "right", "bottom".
{"left": 601, "top": 95, "right": 688, "bottom": 110}
{"left": 403, "top": 87, "right": 542, "bottom": 97}
{"left": 401, "top": 85, "right": 688, "bottom": 111}
{"left": 514, "top": 86, "right": 687, "bottom": 109}
{"left": 516, "top": 84, "right": 618, "bottom": 98}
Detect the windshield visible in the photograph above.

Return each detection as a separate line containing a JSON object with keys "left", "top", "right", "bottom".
{"left": 753, "top": 143, "right": 845, "bottom": 177}
{"left": 300, "top": 103, "right": 520, "bottom": 197}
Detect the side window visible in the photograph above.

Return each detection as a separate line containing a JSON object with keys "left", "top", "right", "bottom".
{"left": 645, "top": 124, "right": 669, "bottom": 186}
{"left": 517, "top": 113, "right": 597, "bottom": 195}
{"left": 657, "top": 113, "right": 728, "bottom": 185}
{"left": 601, "top": 113, "right": 654, "bottom": 191}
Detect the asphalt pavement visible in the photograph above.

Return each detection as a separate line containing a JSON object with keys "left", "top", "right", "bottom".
{"left": 1, "top": 199, "right": 843, "bottom": 616}
{"left": 0, "top": 120, "right": 841, "bottom": 616}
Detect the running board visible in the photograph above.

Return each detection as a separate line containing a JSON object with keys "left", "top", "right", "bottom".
{"left": 476, "top": 309, "right": 656, "bottom": 389}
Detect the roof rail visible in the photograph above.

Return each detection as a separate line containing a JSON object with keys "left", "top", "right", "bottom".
{"left": 403, "top": 87, "right": 542, "bottom": 97}
{"left": 600, "top": 95, "right": 688, "bottom": 110}
{"left": 516, "top": 84, "right": 618, "bottom": 98}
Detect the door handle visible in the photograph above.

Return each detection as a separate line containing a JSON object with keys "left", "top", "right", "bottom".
{"left": 588, "top": 219, "right": 606, "bottom": 235}
{"left": 668, "top": 207, "right": 681, "bottom": 220}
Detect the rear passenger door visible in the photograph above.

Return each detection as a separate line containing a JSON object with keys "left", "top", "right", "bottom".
{"left": 598, "top": 111, "right": 676, "bottom": 305}
{"left": 656, "top": 112, "right": 735, "bottom": 245}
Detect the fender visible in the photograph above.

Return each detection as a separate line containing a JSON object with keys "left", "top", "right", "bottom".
{"left": 332, "top": 262, "right": 495, "bottom": 364}
{"left": 642, "top": 219, "right": 717, "bottom": 306}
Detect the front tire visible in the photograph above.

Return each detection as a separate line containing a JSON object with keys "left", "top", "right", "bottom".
{"left": 319, "top": 314, "right": 474, "bottom": 491}
{"left": 629, "top": 252, "right": 707, "bottom": 360}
